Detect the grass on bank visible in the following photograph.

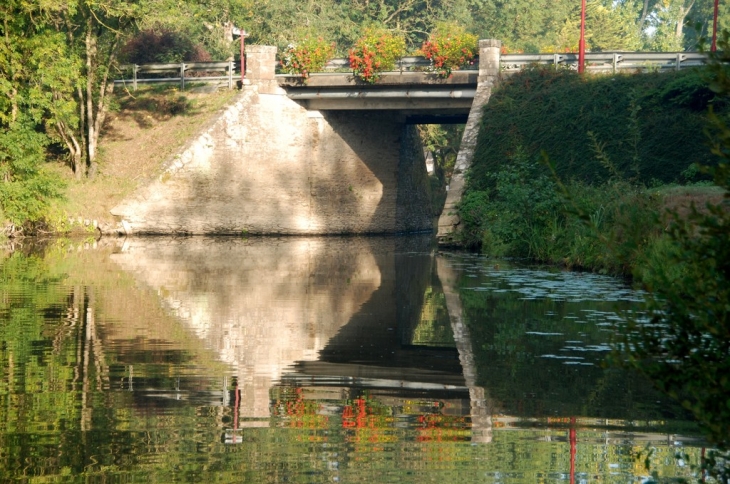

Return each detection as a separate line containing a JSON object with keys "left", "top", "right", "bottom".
{"left": 459, "top": 149, "right": 726, "bottom": 283}
{"left": 45, "top": 84, "right": 238, "bottom": 233}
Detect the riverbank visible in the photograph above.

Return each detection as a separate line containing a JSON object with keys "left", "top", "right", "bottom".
{"left": 42, "top": 85, "right": 238, "bottom": 236}
{"left": 458, "top": 67, "right": 729, "bottom": 282}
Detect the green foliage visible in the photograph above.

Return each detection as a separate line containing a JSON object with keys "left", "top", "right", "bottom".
{"left": 462, "top": 27, "right": 730, "bottom": 477}
{"left": 279, "top": 37, "right": 335, "bottom": 79}
{"left": 1, "top": 0, "right": 143, "bottom": 182}
{"left": 419, "top": 23, "right": 477, "bottom": 78}
{"left": 0, "top": 124, "right": 65, "bottom": 227}
{"left": 659, "top": 69, "right": 717, "bottom": 110}
{"left": 241, "top": 0, "right": 481, "bottom": 52}
{"left": 0, "top": 6, "right": 69, "bottom": 227}
{"left": 419, "top": 124, "right": 462, "bottom": 175}
{"left": 120, "top": 27, "right": 212, "bottom": 64}
{"left": 584, "top": 1, "right": 644, "bottom": 52}
{"left": 348, "top": 28, "right": 406, "bottom": 83}
{"left": 462, "top": 149, "right": 564, "bottom": 256}
{"left": 470, "top": 68, "right": 722, "bottom": 193}
{"left": 458, "top": 190, "right": 493, "bottom": 251}
{"left": 419, "top": 124, "right": 462, "bottom": 216}
{"left": 459, "top": 148, "right": 665, "bottom": 277}
{"left": 611, "top": 32, "right": 730, "bottom": 480}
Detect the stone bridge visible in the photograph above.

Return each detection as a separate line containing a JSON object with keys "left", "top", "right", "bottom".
{"left": 110, "top": 39, "right": 501, "bottom": 240}
{"left": 111, "top": 42, "right": 704, "bottom": 243}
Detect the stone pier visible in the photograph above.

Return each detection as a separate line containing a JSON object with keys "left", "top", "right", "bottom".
{"left": 436, "top": 39, "right": 501, "bottom": 245}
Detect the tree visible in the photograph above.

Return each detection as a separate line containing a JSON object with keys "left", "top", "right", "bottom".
{"left": 137, "top": 0, "right": 257, "bottom": 60}
{"left": 57, "top": 1, "right": 141, "bottom": 178}
{"left": 683, "top": 0, "right": 730, "bottom": 50}
{"left": 0, "top": 1, "right": 67, "bottom": 226}
{"left": 471, "top": 0, "right": 576, "bottom": 52}
{"left": 1, "top": 1, "right": 142, "bottom": 180}
{"left": 617, "top": 32, "right": 730, "bottom": 479}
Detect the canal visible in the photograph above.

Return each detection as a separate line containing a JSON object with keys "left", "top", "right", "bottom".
{"left": 0, "top": 236, "right": 702, "bottom": 482}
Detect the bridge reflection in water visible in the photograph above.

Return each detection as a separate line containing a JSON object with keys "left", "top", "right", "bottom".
{"left": 111, "top": 236, "right": 493, "bottom": 438}
{"left": 110, "top": 236, "right": 699, "bottom": 466}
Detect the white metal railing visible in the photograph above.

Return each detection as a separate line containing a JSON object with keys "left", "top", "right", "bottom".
{"left": 316, "top": 56, "right": 465, "bottom": 73}
{"left": 276, "top": 51, "right": 706, "bottom": 78}
{"left": 113, "top": 61, "right": 237, "bottom": 90}
{"left": 114, "top": 52, "right": 708, "bottom": 91}
{"left": 500, "top": 52, "right": 707, "bottom": 73}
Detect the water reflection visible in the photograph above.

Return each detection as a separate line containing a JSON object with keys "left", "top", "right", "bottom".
{"left": 0, "top": 237, "right": 705, "bottom": 482}
{"left": 112, "top": 236, "right": 397, "bottom": 421}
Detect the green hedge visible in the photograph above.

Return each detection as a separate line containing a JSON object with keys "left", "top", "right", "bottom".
{"left": 468, "top": 67, "right": 723, "bottom": 192}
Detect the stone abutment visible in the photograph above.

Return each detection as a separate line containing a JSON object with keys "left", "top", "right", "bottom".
{"left": 111, "top": 46, "right": 432, "bottom": 235}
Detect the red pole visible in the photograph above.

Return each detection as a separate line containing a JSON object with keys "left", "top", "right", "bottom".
{"left": 233, "top": 383, "right": 240, "bottom": 443}
{"left": 579, "top": 0, "right": 587, "bottom": 73}
{"left": 569, "top": 417, "right": 577, "bottom": 484}
{"left": 711, "top": 0, "right": 720, "bottom": 52}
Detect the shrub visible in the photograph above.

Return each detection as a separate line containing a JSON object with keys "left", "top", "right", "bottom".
{"left": 458, "top": 190, "right": 491, "bottom": 250}
{"left": 419, "top": 24, "right": 478, "bottom": 78}
{"left": 121, "top": 28, "right": 212, "bottom": 65}
{"left": 280, "top": 37, "right": 335, "bottom": 79}
{"left": 470, "top": 67, "right": 723, "bottom": 190}
{"left": 349, "top": 28, "right": 406, "bottom": 83}
{"left": 615, "top": 33, "right": 730, "bottom": 480}
{"left": 458, "top": 147, "right": 666, "bottom": 276}
{"left": 0, "top": 124, "right": 65, "bottom": 232}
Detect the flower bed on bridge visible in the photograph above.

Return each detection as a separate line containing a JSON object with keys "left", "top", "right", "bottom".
{"left": 419, "top": 25, "right": 478, "bottom": 78}
{"left": 348, "top": 29, "right": 406, "bottom": 83}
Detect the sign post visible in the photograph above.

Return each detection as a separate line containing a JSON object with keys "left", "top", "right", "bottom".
{"left": 232, "top": 27, "right": 249, "bottom": 84}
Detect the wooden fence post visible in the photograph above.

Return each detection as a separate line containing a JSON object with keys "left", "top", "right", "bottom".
{"left": 133, "top": 64, "right": 138, "bottom": 91}
{"left": 180, "top": 63, "right": 185, "bottom": 90}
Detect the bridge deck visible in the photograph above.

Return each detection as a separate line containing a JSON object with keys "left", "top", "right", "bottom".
{"left": 277, "top": 70, "right": 478, "bottom": 113}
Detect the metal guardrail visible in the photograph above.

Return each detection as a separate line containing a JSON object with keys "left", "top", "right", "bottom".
{"left": 501, "top": 52, "right": 707, "bottom": 72}
{"left": 316, "top": 52, "right": 706, "bottom": 74}
{"left": 317, "top": 56, "right": 468, "bottom": 73}
{"left": 115, "top": 52, "right": 707, "bottom": 91}
{"left": 114, "top": 61, "right": 237, "bottom": 90}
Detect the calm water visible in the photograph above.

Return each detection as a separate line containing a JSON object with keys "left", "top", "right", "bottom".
{"left": 0, "top": 236, "right": 703, "bottom": 483}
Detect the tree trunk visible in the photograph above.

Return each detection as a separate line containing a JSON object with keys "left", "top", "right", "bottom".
{"left": 638, "top": 0, "right": 652, "bottom": 32}
{"left": 82, "top": 13, "right": 120, "bottom": 179}
{"left": 676, "top": 0, "right": 696, "bottom": 43}
{"left": 55, "top": 120, "right": 84, "bottom": 179}
{"left": 9, "top": 86, "right": 17, "bottom": 123}
{"left": 85, "top": 19, "right": 96, "bottom": 177}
